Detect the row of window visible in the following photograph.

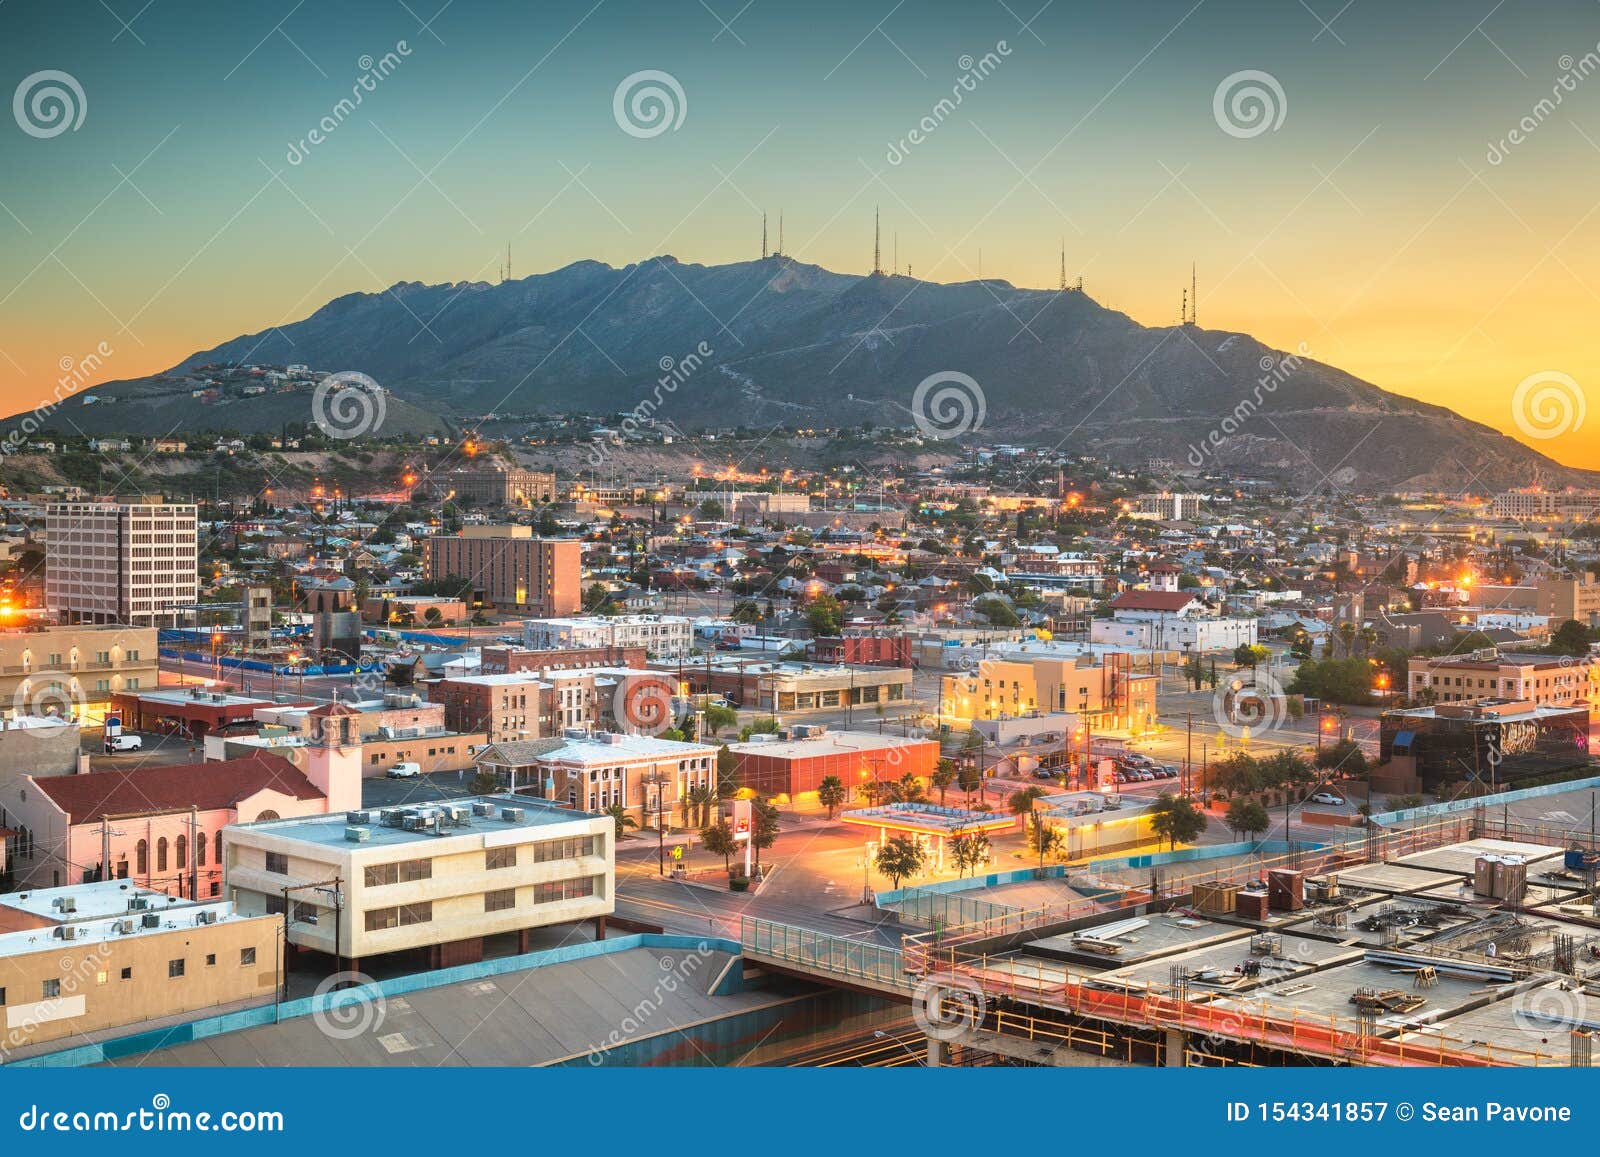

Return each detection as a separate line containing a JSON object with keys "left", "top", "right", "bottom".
{"left": 0, "top": 948, "right": 257, "bottom": 1005}
{"left": 363, "top": 858, "right": 432, "bottom": 887}
{"left": 135, "top": 832, "right": 219, "bottom": 876}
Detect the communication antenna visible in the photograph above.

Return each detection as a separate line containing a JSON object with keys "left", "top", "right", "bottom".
{"left": 1181, "top": 288, "right": 1188, "bottom": 327}
{"left": 1059, "top": 240, "right": 1066, "bottom": 292}
{"left": 762, "top": 212, "right": 768, "bottom": 259}
{"left": 1190, "top": 263, "right": 1197, "bottom": 326}
{"left": 873, "top": 206, "right": 882, "bottom": 275}
{"left": 778, "top": 211, "right": 784, "bottom": 256}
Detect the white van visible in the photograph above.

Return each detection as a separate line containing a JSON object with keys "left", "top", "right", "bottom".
{"left": 106, "top": 734, "right": 143, "bottom": 753}
{"left": 385, "top": 761, "right": 421, "bottom": 779}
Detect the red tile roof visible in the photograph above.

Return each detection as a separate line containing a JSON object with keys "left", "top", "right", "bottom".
{"left": 1110, "top": 590, "right": 1201, "bottom": 612}
{"left": 34, "top": 753, "right": 323, "bottom": 825}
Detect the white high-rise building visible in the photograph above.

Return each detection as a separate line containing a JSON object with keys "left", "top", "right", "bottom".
{"left": 45, "top": 498, "right": 198, "bottom": 626}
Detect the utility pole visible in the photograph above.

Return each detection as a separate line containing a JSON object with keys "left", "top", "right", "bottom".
{"left": 1186, "top": 711, "right": 1194, "bottom": 798}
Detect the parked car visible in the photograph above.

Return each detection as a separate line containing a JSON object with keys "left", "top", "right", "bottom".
{"left": 1310, "top": 791, "right": 1346, "bottom": 806}
{"left": 386, "top": 762, "right": 421, "bottom": 779}
{"left": 105, "top": 733, "right": 143, "bottom": 753}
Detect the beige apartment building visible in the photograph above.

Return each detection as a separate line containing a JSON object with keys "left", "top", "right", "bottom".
{"left": 423, "top": 527, "right": 581, "bottom": 615}
{"left": 443, "top": 467, "right": 558, "bottom": 508}
{"left": 940, "top": 652, "right": 1159, "bottom": 733}
{"left": 0, "top": 880, "right": 277, "bottom": 1059}
{"left": 1406, "top": 653, "right": 1600, "bottom": 712}
{"left": 0, "top": 623, "right": 157, "bottom": 705}
{"left": 45, "top": 498, "right": 197, "bottom": 626}
{"left": 223, "top": 796, "right": 612, "bottom": 970}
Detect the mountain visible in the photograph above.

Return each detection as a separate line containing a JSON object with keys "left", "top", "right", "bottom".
{"left": 23, "top": 255, "right": 1593, "bottom": 491}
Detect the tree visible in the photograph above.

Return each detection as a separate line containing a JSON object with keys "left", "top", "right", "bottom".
{"left": 1551, "top": 618, "right": 1594, "bottom": 657}
{"left": 873, "top": 835, "right": 926, "bottom": 891}
{"left": 469, "top": 767, "right": 503, "bottom": 795}
{"left": 805, "top": 593, "right": 843, "bottom": 636}
{"left": 1148, "top": 793, "right": 1208, "bottom": 850}
{"left": 730, "top": 599, "right": 763, "bottom": 625}
{"left": 1224, "top": 798, "right": 1271, "bottom": 843}
{"left": 752, "top": 800, "right": 780, "bottom": 873}
{"left": 972, "top": 596, "right": 1019, "bottom": 627}
{"left": 605, "top": 804, "right": 638, "bottom": 840}
{"left": 1008, "top": 787, "right": 1055, "bottom": 873}
{"left": 1233, "top": 643, "right": 1270, "bottom": 670}
{"left": 701, "top": 820, "right": 737, "bottom": 872}
{"left": 931, "top": 758, "right": 958, "bottom": 806}
{"left": 816, "top": 774, "right": 848, "bottom": 819}
{"left": 949, "top": 831, "right": 991, "bottom": 878}
{"left": 702, "top": 703, "right": 738, "bottom": 736}
{"left": 1315, "top": 738, "right": 1368, "bottom": 779}
{"left": 582, "top": 582, "right": 618, "bottom": 615}
{"left": 715, "top": 744, "right": 739, "bottom": 799}
{"left": 684, "top": 785, "right": 714, "bottom": 828}
{"left": 887, "top": 772, "right": 925, "bottom": 803}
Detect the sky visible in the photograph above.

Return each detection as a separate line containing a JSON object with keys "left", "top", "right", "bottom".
{"left": 2, "top": 0, "right": 1599, "bottom": 468}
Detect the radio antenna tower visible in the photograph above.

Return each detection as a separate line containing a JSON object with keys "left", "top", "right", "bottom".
{"left": 1190, "top": 263, "right": 1197, "bottom": 326}
{"left": 873, "top": 206, "right": 882, "bottom": 275}
{"left": 762, "top": 212, "right": 768, "bottom": 259}
{"left": 778, "top": 211, "right": 783, "bottom": 256}
{"left": 1059, "top": 240, "right": 1066, "bottom": 292}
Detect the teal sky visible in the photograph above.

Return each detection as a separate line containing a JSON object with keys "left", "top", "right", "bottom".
{"left": 5, "top": 0, "right": 1600, "bottom": 467}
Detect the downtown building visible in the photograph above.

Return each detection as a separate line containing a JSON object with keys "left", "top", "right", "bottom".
{"left": 442, "top": 466, "right": 559, "bottom": 508}
{"left": 44, "top": 498, "right": 197, "bottom": 626}
{"left": 422, "top": 526, "right": 581, "bottom": 615}
{"left": 522, "top": 613, "right": 694, "bottom": 660}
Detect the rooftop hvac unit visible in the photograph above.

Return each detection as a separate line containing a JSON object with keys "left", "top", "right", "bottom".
{"left": 345, "top": 826, "right": 371, "bottom": 843}
{"left": 197, "top": 910, "right": 218, "bottom": 925}
{"left": 472, "top": 801, "right": 496, "bottom": 817}
{"left": 500, "top": 806, "right": 525, "bottom": 823}
{"left": 128, "top": 896, "right": 148, "bottom": 911}
{"left": 347, "top": 810, "right": 373, "bottom": 825}
{"left": 59, "top": 924, "right": 79, "bottom": 940}
{"left": 379, "top": 809, "right": 405, "bottom": 828}
{"left": 115, "top": 919, "right": 135, "bottom": 935}
{"left": 141, "top": 913, "right": 160, "bottom": 929}
{"left": 441, "top": 805, "right": 469, "bottom": 826}
{"left": 56, "top": 896, "right": 76, "bottom": 913}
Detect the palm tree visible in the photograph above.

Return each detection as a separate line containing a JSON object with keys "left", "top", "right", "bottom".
{"left": 685, "top": 785, "right": 714, "bottom": 828}
{"left": 888, "top": 772, "right": 925, "bottom": 804}
{"left": 605, "top": 804, "right": 637, "bottom": 840}
{"left": 930, "top": 759, "right": 958, "bottom": 806}
{"left": 816, "top": 775, "right": 847, "bottom": 820}
{"left": 1008, "top": 787, "right": 1053, "bottom": 874}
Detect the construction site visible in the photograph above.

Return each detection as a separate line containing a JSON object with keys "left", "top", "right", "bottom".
{"left": 741, "top": 813, "right": 1600, "bottom": 1068}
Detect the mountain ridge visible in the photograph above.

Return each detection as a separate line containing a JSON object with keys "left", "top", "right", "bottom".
{"left": 16, "top": 254, "right": 1591, "bottom": 492}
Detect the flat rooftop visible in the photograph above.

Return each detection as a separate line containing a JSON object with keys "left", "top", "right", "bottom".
{"left": 729, "top": 730, "right": 933, "bottom": 759}
{"left": 101, "top": 945, "right": 788, "bottom": 1067}
{"left": 840, "top": 802, "right": 1014, "bottom": 834}
{"left": 242, "top": 794, "right": 601, "bottom": 849}
{"left": 0, "top": 881, "right": 244, "bottom": 960}
{"left": 126, "top": 688, "right": 275, "bottom": 709}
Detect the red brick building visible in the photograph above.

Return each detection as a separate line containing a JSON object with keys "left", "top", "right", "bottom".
{"left": 809, "top": 635, "right": 912, "bottom": 667}
{"left": 480, "top": 644, "right": 647, "bottom": 674}
{"left": 727, "top": 730, "right": 939, "bottom": 798}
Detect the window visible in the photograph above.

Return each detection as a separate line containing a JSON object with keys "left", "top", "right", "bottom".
{"left": 486, "top": 846, "right": 516, "bottom": 871}
{"left": 95, "top": 971, "right": 107, "bottom": 985}
{"left": 399, "top": 859, "right": 431, "bottom": 883}
{"left": 364, "top": 902, "right": 433, "bottom": 931}
{"left": 136, "top": 839, "right": 148, "bottom": 875}
{"left": 42, "top": 979, "right": 61, "bottom": 999}
{"left": 0, "top": 987, "right": 5, "bottom": 1005}
{"left": 484, "top": 888, "right": 516, "bottom": 912}
{"left": 293, "top": 901, "right": 318, "bottom": 925}
{"left": 532, "top": 876, "right": 599, "bottom": 904}
{"left": 157, "top": 837, "right": 168, "bottom": 873}
{"left": 175, "top": 835, "right": 187, "bottom": 871}
{"left": 120, "top": 967, "right": 132, "bottom": 980}
{"left": 265, "top": 851, "right": 288, "bottom": 874}
{"left": 196, "top": 834, "right": 206, "bottom": 867}
{"left": 205, "top": 954, "right": 216, "bottom": 967}
{"left": 214, "top": 832, "right": 222, "bottom": 864}
{"left": 240, "top": 947, "right": 257, "bottom": 966}
{"left": 531, "top": 835, "right": 598, "bottom": 863}
{"left": 168, "top": 959, "right": 185, "bottom": 979}
{"left": 364, "top": 858, "right": 431, "bottom": 887}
